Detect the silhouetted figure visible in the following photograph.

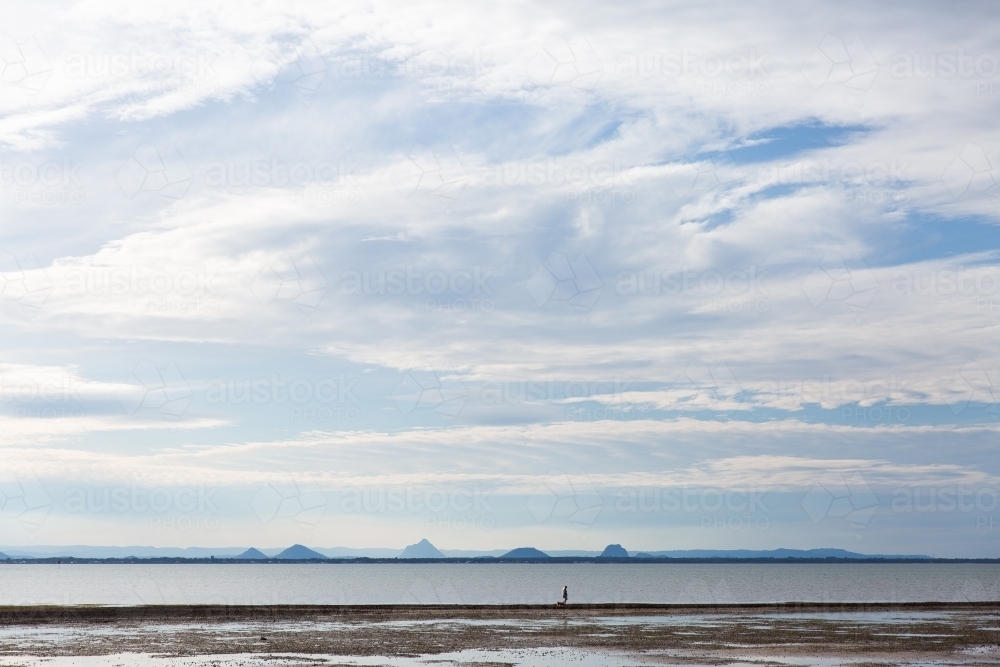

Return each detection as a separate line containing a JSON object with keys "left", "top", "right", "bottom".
{"left": 557, "top": 585, "right": 568, "bottom": 605}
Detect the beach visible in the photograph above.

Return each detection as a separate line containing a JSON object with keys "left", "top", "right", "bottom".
{"left": 0, "top": 603, "right": 997, "bottom": 666}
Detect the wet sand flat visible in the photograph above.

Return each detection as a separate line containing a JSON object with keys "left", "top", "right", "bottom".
{"left": 0, "top": 604, "right": 996, "bottom": 666}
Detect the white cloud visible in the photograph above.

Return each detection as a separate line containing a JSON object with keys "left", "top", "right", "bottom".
{"left": 1, "top": 0, "right": 998, "bottom": 550}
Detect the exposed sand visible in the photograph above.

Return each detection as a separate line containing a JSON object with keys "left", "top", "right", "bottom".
{"left": 0, "top": 604, "right": 996, "bottom": 666}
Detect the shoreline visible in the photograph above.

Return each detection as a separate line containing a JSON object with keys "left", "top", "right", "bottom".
{"left": 0, "top": 602, "right": 1000, "bottom": 667}
{"left": 1, "top": 601, "right": 997, "bottom": 624}
{"left": 3, "top": 557, "right": 1000, "bottom": 564}
{"left": 0, "top": 602, "right": 995, "bottom": 664}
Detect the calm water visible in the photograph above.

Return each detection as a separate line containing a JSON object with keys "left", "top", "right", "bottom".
{"left": 0, "top": 563, "right": 997, "bottom": 606}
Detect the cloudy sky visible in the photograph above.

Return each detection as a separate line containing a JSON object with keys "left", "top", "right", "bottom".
{"left": 0, "top": 0, "right": 998, "bottom": 557}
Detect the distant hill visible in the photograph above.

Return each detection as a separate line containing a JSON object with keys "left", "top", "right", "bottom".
{"left": 500, "top": 547, "right": 550, "bottom": 559}
{"left": 0, "top": 545, "right": 247, "bottom": 559}
{"left": 313, "top": 547, "right": 403, "bottom": 558}
{"left": 238, "top": 547, "right": 269, "bottom": 559}
{"left": 0, "top": 545, "right": 934, "bottom": 560}
{"left": 633, "top": 548, "right": 931, "bottom": 559}
{"left": 598, "top": 544, "right": 629, "bottom": 558}
{"left": 400, "top": 539, "right": 444, "bottom": 558}
{"left": 440, "top": 549, "right": 601, "bottom": 558}
{"left": 275, "top": 544, "right": 327, "bottom": 559}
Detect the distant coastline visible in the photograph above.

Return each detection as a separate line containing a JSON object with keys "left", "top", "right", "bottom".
{"left": 1, "top": 542, "right": 955, "bottom": 561}
{"left": 2, "top": 556, "right": 998, "bottom": 564}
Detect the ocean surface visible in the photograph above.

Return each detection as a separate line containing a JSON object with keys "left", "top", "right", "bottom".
{"left": 0, "top": 563, "right": 997, "bottom": 606}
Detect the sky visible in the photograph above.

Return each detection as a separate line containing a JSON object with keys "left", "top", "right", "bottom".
{"left": 0, "top": 0, "right": 998, "bottom": 557}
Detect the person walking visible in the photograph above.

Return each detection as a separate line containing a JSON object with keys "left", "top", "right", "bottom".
{"left": 560, "top": 585, "right": 568, "bottom": 605}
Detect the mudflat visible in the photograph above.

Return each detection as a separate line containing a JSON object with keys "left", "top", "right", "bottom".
{"left": 0, "top": 603, "right": 996, "bottom": 666}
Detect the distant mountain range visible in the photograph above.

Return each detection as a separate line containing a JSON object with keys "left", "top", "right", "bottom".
{"left": 500, "top": 547, "right": 550, "bottom": 559}
{"left": 275, "top": 544, "right": 326, "bottom": 559}
{"left": 632, "top": 548, "right": 931, "bottom": 559}
{"left": 0, "top": 542, "right": 933, "bottom": 560}
{"left": 400, "top": 539, "right": 445, "bottom": 558}
{"left": 600, "top": 544, "right": 629, "bottom": 558}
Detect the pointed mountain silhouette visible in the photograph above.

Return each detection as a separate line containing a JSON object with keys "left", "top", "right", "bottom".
{"left": 238, "top": 547, "right": 269, "bottom": 559}
{"left": 399, "top": 539, "right": 444, "bottom": 558}
{"left": 598, "top": 544, "right": 629, "bottom": 558}
{"left": 499, "top": 547, "right": 550, "bottom": 559}
{"left": 275, "top": 544, "right": 326, "bottom": 559}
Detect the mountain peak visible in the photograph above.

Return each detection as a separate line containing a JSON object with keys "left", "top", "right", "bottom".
{"left": 599, "top": 544, "right": 629, "bottom": 558}
{"left": 499, "top": 547, "right": 550, "bottom": 559}
{"left": 275, "top": 544, "right": 326, "bottom": 559}
{"left": 399, "top": 539, "right": 444, "bottom": 558}
{"left": 238, "top": 547, "right": 268, "bottom": 559}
